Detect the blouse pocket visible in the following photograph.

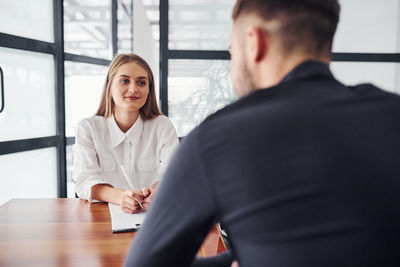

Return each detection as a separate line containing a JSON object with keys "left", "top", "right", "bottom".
{"left": 137, "top": 155, "right": 158, "bottom": 171}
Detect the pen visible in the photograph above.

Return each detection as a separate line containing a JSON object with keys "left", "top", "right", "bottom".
{"left": 119, "top": 164, "right": 144, "bottom": 209}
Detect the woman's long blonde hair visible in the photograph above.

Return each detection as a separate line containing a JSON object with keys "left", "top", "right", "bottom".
{"left": 95, "top": 54, "right": 162, "bottom": 120}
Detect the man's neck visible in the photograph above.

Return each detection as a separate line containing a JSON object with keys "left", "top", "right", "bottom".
{"left": 254, "top": 53, "right": 331, "bottom": 90}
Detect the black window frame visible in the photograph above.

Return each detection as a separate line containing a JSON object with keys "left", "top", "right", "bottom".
{"left": 0, "top": 0, "right": 133, "bottom": 198}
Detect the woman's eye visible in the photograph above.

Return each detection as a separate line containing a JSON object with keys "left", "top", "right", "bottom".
{"left": 121, "top": 79, "right": 129, "bottom": 84}
{"left": 137, "top": 80, "right": 147, "bottom": 86}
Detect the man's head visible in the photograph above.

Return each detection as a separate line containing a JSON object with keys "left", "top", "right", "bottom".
{"left": 230, "top": 0, "right": 340, "bottom": 97}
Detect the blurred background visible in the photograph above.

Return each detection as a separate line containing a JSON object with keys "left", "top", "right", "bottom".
{"left": 0, "top": 0, "right": 399, "bottom": 204}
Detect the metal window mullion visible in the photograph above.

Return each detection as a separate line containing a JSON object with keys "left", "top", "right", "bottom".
{"left": 160, "top": 0, "right": 169, "bottom": 116}
{"left": 64, "top": 53, "right": 111, "bottom": 66}
{"left": 169, "top": 50, "right": 230, "bottom": 60}
{"left": 0, "top": 33, "right": 56, "bottom": 54}
{"left": 0, "top": 137, "right": 59, "bottom": 155}
{"left": 332, "top": 52, "right": 400, "bottom": 62}
{"left": 167, "top": 50, "right": 400, "bottom": 63}
{"left": 66, "top": 137, "right": 75, "bottom": 146}
{"left": 111, "top": 0, "right": 118, "bottom": 57}
{"left": 54, "top": 0, "right": 67, "bottom": 198}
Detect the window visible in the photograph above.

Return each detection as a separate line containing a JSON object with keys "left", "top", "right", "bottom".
{"left": 0, "top": 148, "right": 57, "bottom": 205}
{"left": 169, "top": 0, "right": 234, "bottom": 50}
{"left": 0, "top": 47, "right": 56, "bottom": 141}
{"left": 0, "top": 0, "right": 54, "bottom": 42}
{"left": 331, "top": 62, "right": 400, "bottom": 95}
{"left": 117, "top": 0, "right": 134, "bottom": 54}
{"left": 328, "top": 0, "right": 400, "bottom": 95}
{"left": 64, "top": 62, "right": 108, "bottom": 137}
{"left": 160, "top": 0, "right": 400, "bottom": 139}
{"left": 64, "top": 0, "right": 112, "bottom": 59}
{"left": 0, "top": 0, "right": 60, "bottom": 205}
{"left": 168, "top": 59, "right": 235, "bottom": 136}
{"left": 333, "top": 0, "right": 400, "bottom": 53}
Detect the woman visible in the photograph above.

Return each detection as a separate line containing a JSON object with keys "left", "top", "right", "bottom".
{"left": 73, "top": 54, "right": 179, "bottom": 214}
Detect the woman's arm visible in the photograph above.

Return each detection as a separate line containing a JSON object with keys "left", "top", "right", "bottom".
{"left": 73, "top": 120, "right": 108, "bottom": 201}
{"left": 91, "top": 184, "right": 123, "bottom": 204}
{"left": 91, "top": 184, "right": 143, "bottom": 214}
{"left": 158, "top": 120, "right": 180, "bottom": 179}
{"left": 140, "top": 121, "right": 179, "bottom": 210}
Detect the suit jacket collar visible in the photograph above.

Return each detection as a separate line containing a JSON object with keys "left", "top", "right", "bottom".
{"left": 280, "top": 60, "right": 334, "bottom": 85}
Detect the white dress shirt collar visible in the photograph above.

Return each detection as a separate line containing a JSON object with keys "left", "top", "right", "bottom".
{"left": 107, "top": 114, "right": 144, "bottom": 148}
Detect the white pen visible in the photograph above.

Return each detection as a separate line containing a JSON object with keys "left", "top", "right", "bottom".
{"left": 119, "top": 164, "right": 144, "bottom": 209}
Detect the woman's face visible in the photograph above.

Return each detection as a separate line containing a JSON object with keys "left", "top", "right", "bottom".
{"left": 110, "top": 62, "right": 150, "bottom": 113}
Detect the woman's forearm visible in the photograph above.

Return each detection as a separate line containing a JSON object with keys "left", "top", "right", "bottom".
{"left": 150, "top": 180, "right": 160, "bottom": 190}
{"left": 91, "top": 184, "right": 124, "bottom": 204}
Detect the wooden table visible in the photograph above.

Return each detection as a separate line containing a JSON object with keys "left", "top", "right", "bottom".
{"left": 0, "top": 199, "right": 226, "bottom": 267}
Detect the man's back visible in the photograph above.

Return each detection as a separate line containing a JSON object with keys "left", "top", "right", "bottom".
{"left": 196, "top": 61, "right": 400, "bottom": 266}
{"left": 125, "top": 61, "right": 400, "bottom": 267}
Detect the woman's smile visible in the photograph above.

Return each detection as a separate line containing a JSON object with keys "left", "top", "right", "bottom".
{"left": 125, "top": 95, "right": 140, "bottom": 101}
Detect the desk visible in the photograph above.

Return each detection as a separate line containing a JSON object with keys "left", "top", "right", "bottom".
{"left": 0, "top": 199, "right": 226, "bottom": 267}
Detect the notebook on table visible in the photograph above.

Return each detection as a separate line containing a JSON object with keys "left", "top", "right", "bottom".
{"left": 108, "top": 203, "right": 147, "bottom": 233}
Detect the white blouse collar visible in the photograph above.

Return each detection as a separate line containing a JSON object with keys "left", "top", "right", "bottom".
{"left": 107, "top": 114, "right": 144, "bottom": 148}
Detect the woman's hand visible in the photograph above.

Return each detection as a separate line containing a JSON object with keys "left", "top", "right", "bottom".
{"left": 140, "top": 181, "right": 159, "bottom": 210}
{"left": 120, "top": 189, "right": 144, "bottom": 214}
{"left": 141, "top": 188, "right": 156, "bottom": 211}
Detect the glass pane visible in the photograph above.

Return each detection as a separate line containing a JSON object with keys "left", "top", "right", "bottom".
{"left": 64, "top": 0, "right": 112, "bottom": 59}
{"left": 118, "top": 0, "right": 133, "bottom": 54}
{"left": 0, "top": 47, "right": 56, "bottom": 142}
{"left": 0, "top": 148, "right": 57, "bottom": 206}
{"left": 331, "top": 62, "right": 400, "bottom": 95}
{"left": 66, "top": 145, "right": 75, "bottom": 198}
{"left": 64, "top": 61, "right": 108, "bottom": 137}
{"left": 143, "top": 0, "right": 160, "bottom": 48}
{"left": 168, "top": 60, "right": 236, "bottom": 136}
{"left": 132, "top": 0, "right": 160, "bottom": 99}
{"left": 0, "top": 0, "right": 54, "bottom": 42}
{"left": 169, "top": 0, "right": 235, "bottom": 50}
{"left": 333, "top": 0, "right": 400, "bottom": 53}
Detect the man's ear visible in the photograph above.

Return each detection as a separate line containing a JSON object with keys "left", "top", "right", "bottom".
{"left": 246, "top": 27, "right": 268, "bottom": 63}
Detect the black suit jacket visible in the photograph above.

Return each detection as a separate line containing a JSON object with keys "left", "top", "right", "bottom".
{"left": 125, "top": 61, "right": 400, "bottom": 267}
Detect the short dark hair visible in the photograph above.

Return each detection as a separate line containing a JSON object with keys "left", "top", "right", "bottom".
{"left": 232, "top": 0, "right": 340, "bottom": 56}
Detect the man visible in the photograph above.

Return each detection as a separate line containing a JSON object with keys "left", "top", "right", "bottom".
{"left": 125, "top": 0, "right": 400, "bottom": 266}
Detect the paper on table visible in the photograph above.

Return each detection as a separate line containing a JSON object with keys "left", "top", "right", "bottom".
{"left": 108, "top": 203, "right": 147, "bottom": 233}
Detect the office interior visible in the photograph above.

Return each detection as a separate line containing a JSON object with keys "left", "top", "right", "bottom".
{"left": 0, "top": 0, "right": 399, "bottom": 206}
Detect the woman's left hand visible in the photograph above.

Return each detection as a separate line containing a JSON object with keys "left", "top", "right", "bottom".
{"left": 141, "top": 188, "right": 155, "bottom": 211}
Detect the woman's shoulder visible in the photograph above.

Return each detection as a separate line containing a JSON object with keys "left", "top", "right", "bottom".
{"left": 145, "top": 115, "right": 173, "bottom": 126}
{"left": 143, "top": 115, "right": 176, "bottom": 133}
{"left": 77, "top": 115, "right": 108, "bottom": 129}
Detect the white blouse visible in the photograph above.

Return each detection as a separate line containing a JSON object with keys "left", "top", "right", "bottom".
{"left": 73, "top": 114, "right": 179, "bottom": 202}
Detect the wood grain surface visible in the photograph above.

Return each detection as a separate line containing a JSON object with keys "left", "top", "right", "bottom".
{"left": 0, "top": 198, "right": 225, "bottom": 267}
